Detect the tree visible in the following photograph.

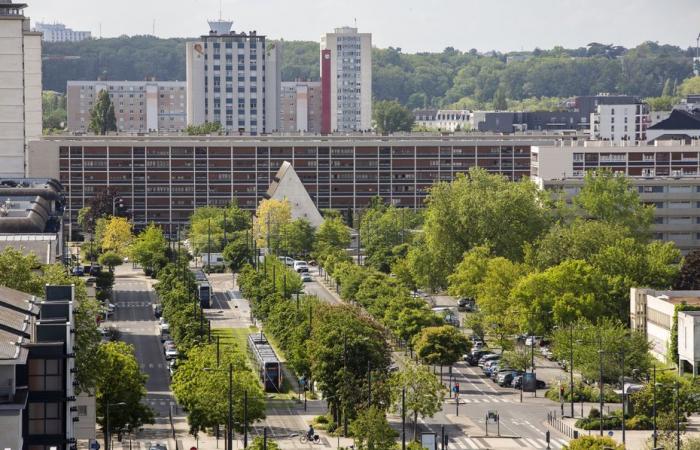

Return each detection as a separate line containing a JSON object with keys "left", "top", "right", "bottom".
{"left": 171, "top": 342, "right": 266, "bottom": 434}
{"left": 350, "top": 406, "right": 397, "bottom": 450}
{"left": 246, "top": 437, "right": 281, "bottom": 450}
{"left": 573, "top": 170, "right": 654, "bottom": 238}
{"left": 662, "top": 78, "right": 673, "bottom": 97}
{"left": 129, "top": 223, "right": 169, "bottom": 275}
{"left": 447, "top": 245, "right": 491, "bottom": 299}
{"left": 564, "top": 435, "right": 624, "bottom": 450}
{"left": 373, "top": 100, "right": 414, "bottom": 134}
{"left": 413, "top": 325, "right": 470, "bottom": 366}
{"left": 420, "top": 168, "right": 551, "bottom": 288}
{"left": 77, "top": 206, "right": 93, "bottom": 233}
{"left": 98, "top": 251, "right": 123, "bottom": 271}
{"left": 551, "top": 318, "right": 651, "bottom": 384}
{"left": 89, "top": 89, "right": 117, "bottom": 135}
{"left": 500, "top": 348, "right": 532, "bottom": 372}
{"left": 390, "top": 361, "right": 445, "bottom": 441}
{"left": 188, "top": 204, "right": 251, "bottom": 255}
{"left": 254, "top": 199, "right": 292, "bottom": 251}
{"left": 360, "top": 200, "right": 419, "bottom": 272}
{"left": 675, "top": 249, "right": 700, "bottom": 290}
{"left": 222, "top": 233, "right": 252, "bottom": 273}
{"left": 314, "top": 215, "right": 351, "bottom": 261}
{"left": 630, "top": 371, "right": 700, "bottom": 431}
{"left": 281, "top": 218, "right": 315, "bottom": 257}
{"left": 185, "top": 121, "right": 222, "bottom": 136}
{"left": 101, "top": 217, "right": 134, "bottom": 256}
{"left": 678, "top": 76, "right": 700, "bottom": 96}
{"left": 95, "top": 342, "right": 154, "bottom": 437}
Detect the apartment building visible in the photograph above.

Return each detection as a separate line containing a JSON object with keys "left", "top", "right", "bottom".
{"left": 280, "top": 81, "right": 322, "bottom": 133}
{"left": 320, "top": 27, "right": 372, "bottom": 133}
{"left": 33, "top": 22, "right": 91, "bottom": 42}
{"left": 66, "top": 81, "right": 187, "bottom": 133}
{"left": 630, "top": 288, "right": 700, "bottom": 373}
{"left": 0, "top": 284, "right": 78, "bottom": 450}
{"left": 25, "top": 135, "right": 564, "bottom": 237}
{"left": 0, "top": 0, "right": 42, "bottom": 177}
{"left": 590, "top": 102, "right": 650, "bottom": 143}
{"left": 186, "top": 20, "right": 280, "bottom": 134}
{"left": 414, "top": 110, "right": 471, "bottom": 132}
{"left": 532, "top": 140, "right": 700, "bottom": 252}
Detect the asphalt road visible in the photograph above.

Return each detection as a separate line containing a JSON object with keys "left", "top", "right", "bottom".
{"left": 109, "top": 271, "right": 178, "bottom": 421}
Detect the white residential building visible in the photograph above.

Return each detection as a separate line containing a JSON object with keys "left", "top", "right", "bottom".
{"left": 414, "top": 109, "right": 471, "bottom": 131}
{"left": 0, "top": 0, "right": 42, "bottom": 177}
{"left": 186, "top": 20, "right": 280, "bottom": 134}
{"left": 590, "top": 102, "right": 650, "bottom": 143}
{"left": 320, "top": 27, "right": 372, "bottom": 133}
{"left": 33, "top": 22, "right": 91, "bottom": 42}
{"left": 631, "top": 288, "right": 700, "bottom": 374}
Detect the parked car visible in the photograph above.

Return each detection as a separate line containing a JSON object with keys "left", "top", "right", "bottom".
{"left": 89, "top": 264, "right": 102, "bottom": 276}
{"left": 524, "top": 336, "right": 541, "bottom": 347}
{"left": 164, "top": 346, "right": 179, "bottom": 360}
{"left": 540, "top": 346, "right": 554, "bottom": 360}
{"left": 72, "top": 266, "right": 84, "bottom": 276}
{"left": 457, "top": 297, "right": 476, "bottom": 312}
{"left": 512, "top": 375, "right": 546, "bottom": 390}
{"left": 478, "top": 353, "right": 500, "bottom": 368}
{"left": 149, "top": 444, "right": 167, "bottom": 450}
{"left": 482, "top": 360, "right": 500, "bottom": 376}
{"left": 301, "top": 272, "right": 312, "bottom": 282}
{"left": 465, "top": 350, "right": 489, "bottom": 366}
{"left": 293, "top": 261, "right": 309, "bottom": 273}
{"left": 279, "top": 256, "right": 295, "bottom": 267}
{"left": 498, "top": 370, "right": 523, "bottom": 387}
{"left": 168, "top": 360, "right": 177, "bottom": 378}
{"left": 153, "top": 304, "right": 163, "bottom": 319}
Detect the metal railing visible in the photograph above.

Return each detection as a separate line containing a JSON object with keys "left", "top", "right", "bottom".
{"left": 547, "top": 411, "right": 579, "bottom": 440}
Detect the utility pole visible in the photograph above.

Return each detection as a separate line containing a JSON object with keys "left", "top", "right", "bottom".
{"left": 208, "top": 218, "right": 212, "bottom": 272}
{"left": 228, "top": 363, "right": 233, "bottom": 450}
{"left": 217, "top": 336, "right": 220, "bottom": 366}
{"left": 401, "top": 387, "right": 406, "bottom": 450}
{"left": 244, "top": 390, "right": 248, "bottom": 448}
{"left": 598, "top": 346, "right": 604, "bottom": 437}
{"left": 569, "top": 323, "right": 574, "bottom": 417}
{"left": 621, "top": 350, "right": 625, "bottom": 446}
{"left": 343, "top": 333, "right": 348, "bottom": 436}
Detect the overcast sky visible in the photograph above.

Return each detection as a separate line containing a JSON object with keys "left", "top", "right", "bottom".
{"left": 27, "top": 0, "right": 700, "bottom": 53}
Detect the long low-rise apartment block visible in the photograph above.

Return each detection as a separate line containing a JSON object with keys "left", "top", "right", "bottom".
{"left": 532, "top": 140, "right": 700, "bottom": 252}
{"left": 27, "top": 135, "right": 562, "bottom": 237}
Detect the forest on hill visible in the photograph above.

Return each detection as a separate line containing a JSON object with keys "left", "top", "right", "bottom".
{"left": 43, "top": 36, "right": 694, "bottom": 110}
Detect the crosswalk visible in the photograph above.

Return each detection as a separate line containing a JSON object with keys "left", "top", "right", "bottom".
{"left": 115, "top": 301, "right": 152, "bottom": 308}
{"left": 447, "top": 396, "right": 519, "bottom": 403}
{"left": 449, "top": 436, "right": 569, "bottom": 449}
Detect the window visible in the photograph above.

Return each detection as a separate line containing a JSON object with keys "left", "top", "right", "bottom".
{"left": 28, "top": 402, "right": 62, "bottom": 435}
{"left": 29, "top": 359, "right": 62, "bottom": 391}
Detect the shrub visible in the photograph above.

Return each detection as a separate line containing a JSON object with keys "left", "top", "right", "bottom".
{"left": 565, "top": 435, "right": 624, "bottom": 450}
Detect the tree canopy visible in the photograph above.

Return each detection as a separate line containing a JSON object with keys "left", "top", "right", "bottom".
{"left": 89, "top": 90, "right": 117, "bottom": 135}
{"left": 372, "top": 100, "right": 414, "bottom": 134}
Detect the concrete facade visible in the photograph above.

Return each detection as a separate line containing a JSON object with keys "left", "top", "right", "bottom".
{"left": 0, "top": 1, "right": 41, "bottom": 177}
{"left": 26, "top": 134, "right": 567, "bottom": 236}
{"left": 532, "top": 141, "right": 700, "bottom": 252}
{"left": 590, "top": 103, "right": 650, "bottom": 143}
{"left": 280, "top": 81, "right": 322, "bottom": 133}
{"left": 320, "top": 27, "right": 372, "bottom": 133}
{"left": 186, "top": 20, "right": 279, "bottom": 134}
{"left": 266, "top": 161, "right": 324, "bottom": 227}
{"left": 66, "top": 80, "right": 187, "bottom": 133}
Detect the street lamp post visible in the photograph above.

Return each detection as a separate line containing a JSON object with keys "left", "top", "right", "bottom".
{"left": 676, "top": 380, "right": 681, "bottom": 450}
{"left": 104, "top": 401, "right": 126, "bottom": 450}
{"left": 598, "top": 348, "right": 604, "bottom": 437}
{"left": 204, "top": 364, "right": 234, "bottom": 450}
{"left": 568, "top": 323, "right": 575, "bottom": 418}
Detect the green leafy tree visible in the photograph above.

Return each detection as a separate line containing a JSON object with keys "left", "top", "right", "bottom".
{"left": 678, "top": 76, "right": 700, "bottom": 96}
{"left": 493, "top": 87, "right": 507, "bottom": 110}
{"left": 185, "top": 121, "right": 222, "bottom": 135}
{"left": 360, "top": 200, "right": 419, "bottom": 272}
{"left": 222, "top": 232, "right": 253, "bottom": 273}
{"left": 314, "top": 215, "right": 351, "bottom": 263}
{"left": 564, "top": 435, "right": 624, "bottom": 450}
{"left": 500, "top": 348, "right": 532, "bottom": 372}
{"left": 189, "top": 204, "right": 251, "bottom": 255}
{"left": 89, "top": 89, "right": 117, "bottom": 135}
{"left": 101, "top": 216, "right": 134, "bottom": 256}
{"left": 373, "top": 100, "right": 415, "bottom": 134}
{"left": 630, "top": 371, "right": 700, "bottom": 431}
{"left": 551, "top": 318, "right": 651, "bottom": 384}
{"left": 98, "top": 251, "right": 123, "bottom": 271}
{"left": 129, "top": 223, "right": 169, "bottom": 275}
{"left": 77, "top": 206, "right": 94, "bottom": 234}
{"left": 390, "top": 361, "right": 445, "bottom": 441}
{"left": 447, "top": 245, "right": 491, "bottom": 299}
{"left": 645, "top": 96, "right": 676, "bottom": 111}
{"left": 281, "top": 218, "right": 315, "bottom": 258}
{"left": 171, "top": 343, "right": 265, "bottom": 434}
{"left": 350, "top": 406, "right": 397, "bottom": 450}
{"left": 413, "top": 325, "right": 471, "bottom": 366}
{"left": 674, "top": 249, "right": 700, "bottom": 290}
{"left": 246, "top": 437, "right": 281, "bottom": 450}
{"left": 573, "top": 169, "right": 654, "bottom": 238}
{"left": 420, "top": 167, "right": 550, "bottom": 289}
{"left": 96, "top": 342, "right": 154, "bottom": 437}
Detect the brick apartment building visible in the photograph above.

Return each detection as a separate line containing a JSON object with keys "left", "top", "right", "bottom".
{"left": 27, "top": 135, "right": 558, "bottom": 237}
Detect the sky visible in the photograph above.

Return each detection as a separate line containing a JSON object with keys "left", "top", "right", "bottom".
{"left": 28, "top": 0, "right": 700, "bottom": 53}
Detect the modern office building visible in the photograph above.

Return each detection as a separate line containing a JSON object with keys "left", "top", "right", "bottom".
{"left": 26, "top": 134, "right": 566, "bottom": 236}
{"left": 33, "top": 22, "right": 91, "bottom": 42}
{"left": 186, "top": 20, "right": 280, "bottom": 134}
{"left": 590, "top": 102, "right": 650, "bottom": 143}
{"left": 0, "top": 284, "right": 78, "bottom": 450}
{"left": 66, "top": 81, "right": 187, "bottom": 133}
{"left": 320, "top": 27, "right": 372, "bottom": 133}
{"left": 280, "top": 81, "right": 322, "bottom": 133}
{"left": 532, "top": 140, "right": 700, "bottom": 252}
{"left": 0, "top": 0, "right": 42, "bottom": 177}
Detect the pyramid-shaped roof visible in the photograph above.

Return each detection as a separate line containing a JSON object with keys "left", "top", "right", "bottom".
{"left": 266, "top": 161, "right": 324, "bottom": 228}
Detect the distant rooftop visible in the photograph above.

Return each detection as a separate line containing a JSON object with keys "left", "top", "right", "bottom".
{"left": 0, "top": 0, "right": 26, "bottom": 16}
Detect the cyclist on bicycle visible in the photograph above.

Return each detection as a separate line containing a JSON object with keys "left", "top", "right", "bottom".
{"left": 307, "top": 424, "right": 315, "bottom": 440}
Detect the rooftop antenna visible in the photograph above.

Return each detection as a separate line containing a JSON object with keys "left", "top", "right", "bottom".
{"left": 152, "top": 19, "right": 155, "bottom": 36}
{"left": 99, "top": 22, "right": 102, "bottom": 38}
{"left": 219, "top": 0, "right": 223, "bottom": 21}
{"left": 354, "top": 17, "right": 357, "bottom": 27}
